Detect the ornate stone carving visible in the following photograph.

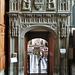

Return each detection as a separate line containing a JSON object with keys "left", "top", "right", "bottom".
{"left": 46, "top": 0, "right": 56, "bottom": 10}
{"left": 10, "top": 18, "right": 19, "bottom": 37}
{"left": 22, "top": 0, "right": 31, "bottom": 10}
{"left": 10, "top": 0, "right": 18, "bottom": 10}
{"left": 34, "top": 0, "right": 44, "bottom": 10}
{"left": 58, "top": 0, "right": 68, "bottom": 11}
{"left": 21, "top": 24, "right": 30, "bottom": 29}
{"left": 59, "top": 18, "right": 67, "bottom": 37}
{"left": 9, "top": 14, "right": 18, "bottom": 17}
{"left": 20, "top": 14, "right": 57, "bottom": 32}
{"left": 20, "top": 14, "right": 57, "bottom": 24}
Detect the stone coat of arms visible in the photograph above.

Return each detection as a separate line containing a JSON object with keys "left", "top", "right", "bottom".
{"left": 34, "top": 0, "right": 44, "bottom": 10}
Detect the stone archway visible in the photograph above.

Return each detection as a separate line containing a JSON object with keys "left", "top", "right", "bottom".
{"left": 21, "top": 25, "right": 57, "bottom": 38}
{"left": 23, "top": 31, "right": 54, "bottom": 75}
{"left": 8, "top": 24, "right": 58, "bottom": 75}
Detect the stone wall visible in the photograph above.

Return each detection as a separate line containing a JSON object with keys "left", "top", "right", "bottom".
{"left": 0, "top": 0, "right": 5, "bottom": 74}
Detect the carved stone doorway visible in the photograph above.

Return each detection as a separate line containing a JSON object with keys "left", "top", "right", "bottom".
{"left": 24, "top": 32, "right": 54, "bottom": 75}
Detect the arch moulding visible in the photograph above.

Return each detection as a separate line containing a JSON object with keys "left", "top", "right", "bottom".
{"left": 21, "top": 25, "right": 57, "bottom": 38}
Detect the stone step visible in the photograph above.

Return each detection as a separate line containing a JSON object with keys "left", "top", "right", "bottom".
{"left": 30, "top": 73, "right": 47, "bottom": 75}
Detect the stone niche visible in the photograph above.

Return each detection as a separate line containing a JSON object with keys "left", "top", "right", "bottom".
{"left": 21, "top": 0, "right": 56, "bottom": 11}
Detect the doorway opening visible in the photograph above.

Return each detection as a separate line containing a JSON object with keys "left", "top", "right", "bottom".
{"left": 27, "top": 38, "right": 48, "bottom": 75}
{"left": 24, "top": 32, "right": 54, "bottom": 75}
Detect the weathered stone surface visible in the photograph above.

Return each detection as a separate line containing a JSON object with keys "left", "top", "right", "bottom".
{"left": 8, "top": 0, "right": 71, "bottom": 75}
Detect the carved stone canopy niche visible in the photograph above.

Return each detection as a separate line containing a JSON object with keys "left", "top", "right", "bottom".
{"left": 46, "top": 0, "right": 56, "bottom": 10}
{"left": 22, "top": 0, "right": 31, "bottom": 10}
{"left": 9, "top": 14, "right": 19, "bottom": 37}
{"left": 59, "top": 17, "right": 67, "bottom": 37}
{"left": 21, "top": 0, "right": 56, "bottom": 11}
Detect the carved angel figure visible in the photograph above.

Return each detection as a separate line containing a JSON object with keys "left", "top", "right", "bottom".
{"left": 23, "top": 0, "right": 29, "bottom": 8}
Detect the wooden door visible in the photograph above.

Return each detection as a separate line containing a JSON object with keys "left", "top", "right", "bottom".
{"left": 24, "top": 35, "right": 27, "bottom": 75}
{"left": 48, "top": 32, "right": 54, "bottom": 75}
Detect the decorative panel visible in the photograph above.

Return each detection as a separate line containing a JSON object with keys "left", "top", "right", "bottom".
{"left": 11, "top": 18, "right": 19, "bottom": 37}
{"left": 34, "top": 0, "right": 44, "bottom": 11}
{"left": 58, "top": 0, "right": 68, "bottom": 11}
{"left": 20, "top": 14, "right": 57, "bottom": 32}
{"left": 10, "top": 0, "right": 18, "bottom": 11}
{"left": 46, "top": 0, "right": 56, "bottom": 10}
{"left": 59, "top": 17, "right": 67, "bottom": 37}
{"left": 22, "top": 0, "right": 31, "bottom": 11}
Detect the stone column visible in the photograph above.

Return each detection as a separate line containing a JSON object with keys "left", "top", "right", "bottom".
{"left": 20, "top": 37, "right": 24, "bottom": 74}
{"left": 65, "top": 27, "right": 69, "bottom": 75}
{"left": 18, "top": 26, "right": 21, "bottom": 75}
{"left": 57, "top": 18, "right": 60, "bottom": 75}
{"left": 9, "top": 28, "right": 13, "bottom": 75}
